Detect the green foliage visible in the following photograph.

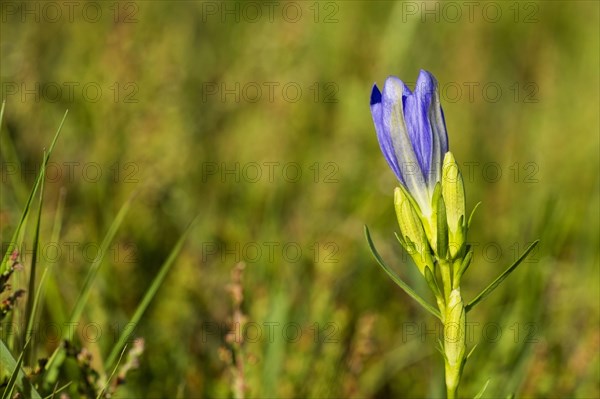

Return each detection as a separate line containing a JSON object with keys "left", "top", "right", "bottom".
{"left": 1, "top": 1, "right": 599, "bottom": 397}
{"left": 0, "top": 110, "right": 190, "bottom": 397}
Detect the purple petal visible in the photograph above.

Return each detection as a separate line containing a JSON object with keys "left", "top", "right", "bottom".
{"left": 403, "top": 70, "right": 435, "bottom": 182}
{"left": 421, "top": 70, "right": 449, "bottom": 189}
{"left": 382, "top": 77, "right": 430, "bottom": 215}
{"left": 370, "top": 84, "right": 382, "bottom": 105}
{"left": 370, "top": 84, "right": 403, "bottom": 184}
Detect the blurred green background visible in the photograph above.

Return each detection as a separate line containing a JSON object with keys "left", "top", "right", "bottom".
{"left": 1, "top": 1, "right": 598, "bottom": 397}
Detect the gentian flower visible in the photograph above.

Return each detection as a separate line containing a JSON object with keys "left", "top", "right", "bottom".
{"left": 370, "top": 69, "right": 448, "bottom": 218}
{"left": 370, "top": 70, "right": 466, "bottom": 263}
{"left": 366, "top": 69, "right": 538, "bottom": 399}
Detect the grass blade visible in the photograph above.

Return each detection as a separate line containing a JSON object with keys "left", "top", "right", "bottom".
{"left": 0, "top": 110, "right": 68, "bottom": 275}
{"left": 97, "top": 345, "right": 128, "bottom": 399}
{"left": 65, "top": 195, "right": 135, "bottom": 339}
{"left": 474, "top": 379, "right": 490, "bottom": 399}
{"left": 364, "top": 226, "right": 441, "bottom": 321}
{"left": 1, "top": 338, "right": 30, "bottom": 399}
{"left": 24, "top": 151, "right": 47, "bottom": 364}
{"left": 467, "top": 201, "right": 482, "bottom": 229}
{"left": 465, "top": 240, "right": 539, "bottom": 312}
{"left": 42, "top": 188, "right": 69, "bottom": 325}
{"left": 105, "top": 217, "right": 197, "bottom": 369}
{"left": 32, "top": 188, "right": 68, "bottom": 330}
{"left": 0, "top": 339, "right": 41, "bottom": 399}
{"left": 43, "top": 194, "right": 134, "bottom": 385}
{"left": 42, "top": 382, "right": 72, "bottom": 399}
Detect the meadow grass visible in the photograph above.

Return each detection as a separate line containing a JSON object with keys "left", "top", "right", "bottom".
{"left": 1, "top": 1, "right": 599, "bottom": 397}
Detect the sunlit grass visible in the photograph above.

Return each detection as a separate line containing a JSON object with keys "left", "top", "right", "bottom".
{"left": 1, "top": 1, "right": 599, "bottom": 397}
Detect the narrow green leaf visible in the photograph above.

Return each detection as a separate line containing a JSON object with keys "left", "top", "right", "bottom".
{"left": 0, "top": 339, "right": 41, "bottom": 398}
{"left": 364, "top": 226, "right": 441, "bottom": 320}
{"left": 65, "top": 195, "right": 135, "bottom": 339}
{"left": 27, "top": 190, "right": 67, "bottom": 375}
{"left": 24, "top": 152, "right": 47, "bottom": 364}
{"left": 42, "top": 188, "right": 69, "bottom": 325}
{"left": 473, "top": 379, "right": 490, "bottom": 399}
{"left": 467, "top": 343, "right": 478, "bottom": 359}
{"left": 1, "top": 340, "right": 27, "bottom": 399}
{"left": 42, "top": 343, "right": 66, "bottom": 388}
{"left": 0, "top": 110, "right": 68, "bottom": 274}
{"left": 466, "top": 240, "right": 539, "bottom": 312}
{"left": 42, "top": 382, "right": 72, "bottom": 399}
{"left": 454, "top": 248, "right": 473, "bottom": 286}
{"left": 105, "top": 216, "right": 197, "bottom": 369}
{"left": 44, "top": 194, "right": 134, "bottom": 385}
{"left": 467, "top": 201, "right": 482, "bottom": 229}
{"left": 31, "top": 188, "right": 68, "bottom": 350}
{"left": 0, "top": 101, "right": 4, "bottom": 131}
{"left": 97, "top": 344, "right": 128, "bottom": 399}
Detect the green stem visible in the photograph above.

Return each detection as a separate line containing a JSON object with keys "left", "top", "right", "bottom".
{"left": 443, "top": 288, "right": 466, "bottom": 399}
{"left": 439, "top": 260, "right": 453, "bottom": 301}
{"left": 435, "top": 259, "right": 466, "bottom": 398}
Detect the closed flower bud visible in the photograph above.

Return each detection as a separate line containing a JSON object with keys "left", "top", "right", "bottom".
{"left": 441, "top": 152, "right": 466, "bottom": 258}
{"left": 370, "top": 70, "right": 449, "bottom": 220}
{"left": 394, "top": 186, "right": 434, "bottom": 275}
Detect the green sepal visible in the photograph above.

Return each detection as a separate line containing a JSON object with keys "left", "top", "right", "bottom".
{"left": 424, "top": 266, "right": 442, "bottom": 299}
{"left": 436, "top": 338, "right": 446, "bottom": 359}
{"left": 450, "top": 214, "right": 466, "bottom": 259}
{"left": 396, "top": 181, "right": 423, "bottom": 217}
{"left": 398, "top": 234, "right": 435, "bottom": 277}
{"left": 424, "top": 266, "right": 445, "bottom": 316}
{"left": 394, "top": 231, "right": 406, "bottom": 247}
{"left": 466, "top": 240, "right": 539, "bottom": 312}
{"left": 436, "top": 188, "right": 448, "bottom": 259}
{"left": 454, "top": 247, "right": 474, "bottom": 287}
{"left": 364, "top": 226, "right": 442, "bottom": 321}
{"left": 427, "top": 183, "right": 442, "bottom": 252}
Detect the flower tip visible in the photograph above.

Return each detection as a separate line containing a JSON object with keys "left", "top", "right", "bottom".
{"left": 418, "top": 69, "right": 434, "bottom": 79}
{"left": 370, "top": 84, "right": 382, "bottom": 105}
{"left": 416, "top": 69, "right": 437, "bottom": 91}
{"left": 443, "top": 151, "right": 455, "bottom": 165}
